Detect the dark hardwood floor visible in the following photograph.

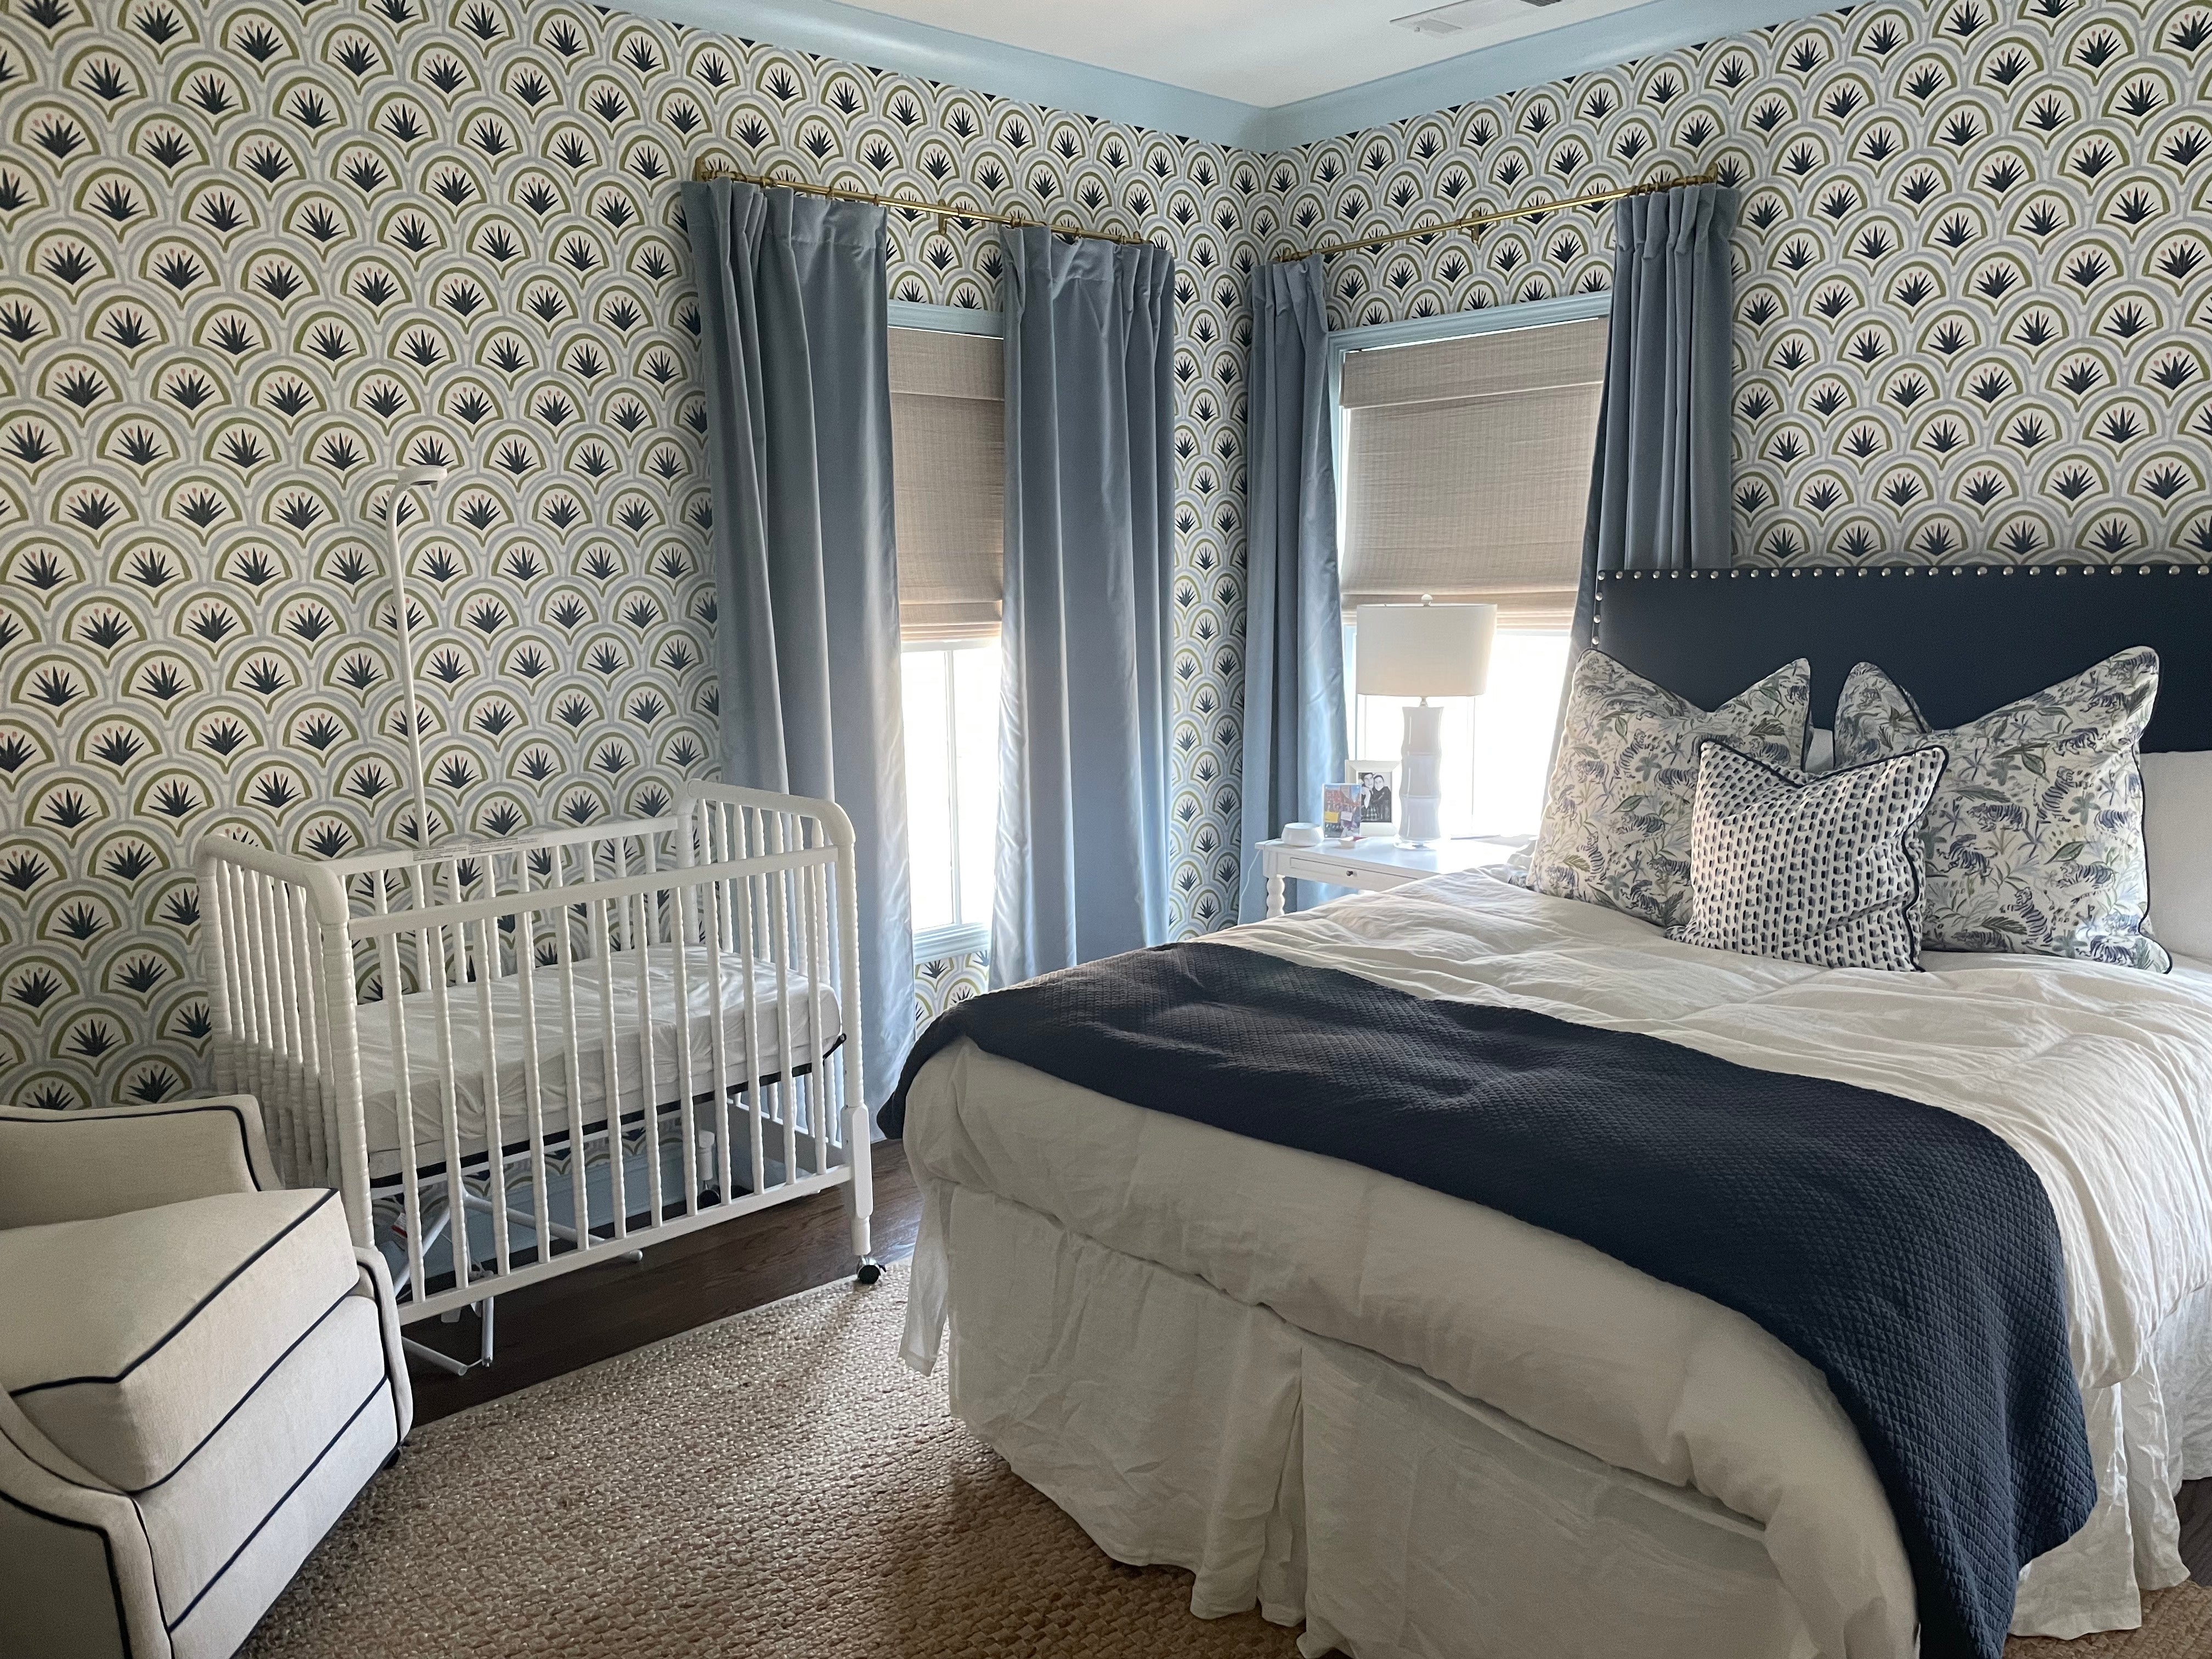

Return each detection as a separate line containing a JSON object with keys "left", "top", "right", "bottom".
{"left": 407, "top": 1137, "right": 921, "bottom": 1423}
{"left": 404, "top": 1139, "right": 2212, "bottom": 1587}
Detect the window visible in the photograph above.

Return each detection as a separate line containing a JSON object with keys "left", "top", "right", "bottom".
{"left": 1335, "top": 313, "right": 1607, "bottom": 838}
{"left": 902, "top": 638, "right": 999, "bottom": 959}
{"left": 890, "top": 320, "right": 1004, "bottom": 960}
{"left": 1344, "top": 628, "right": 1571, "bottom": 839}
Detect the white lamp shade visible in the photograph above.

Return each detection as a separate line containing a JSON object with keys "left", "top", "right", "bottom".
{"left": 1355, "top": 601, "right": 1496, "bottom": 698}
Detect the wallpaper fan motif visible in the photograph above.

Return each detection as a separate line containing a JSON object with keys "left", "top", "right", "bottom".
{"left": 1266, "top": 0, "right": 2212, "bottom": 567}
{"left": 0, "top": 0, "right": 1255, "bottom": 1105}
{"left": 8, "top": 0, "right": 2210, "bottom": 1109}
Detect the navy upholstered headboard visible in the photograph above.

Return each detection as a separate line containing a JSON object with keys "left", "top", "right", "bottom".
{"left": 1590, "top": 564, "right": 2212, "bottom": 752}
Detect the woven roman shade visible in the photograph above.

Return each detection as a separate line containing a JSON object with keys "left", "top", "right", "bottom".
{"left": 890, "top": 326, "right": 1003, "bottom": 640}
{"left": 1339, "top": 317, "right": 1609, "bottom": 631}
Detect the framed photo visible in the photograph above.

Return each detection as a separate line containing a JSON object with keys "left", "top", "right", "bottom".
{"left": 1322, "top": 782, "right": 1367, "bottom": 842}
{"left": 1356, "top": 768, "right": 1394, "bottom": 827}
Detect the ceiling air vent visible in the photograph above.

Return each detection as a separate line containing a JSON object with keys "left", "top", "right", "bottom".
{"left": 1392, "top": 0, "right": 1566, "bottom": 36}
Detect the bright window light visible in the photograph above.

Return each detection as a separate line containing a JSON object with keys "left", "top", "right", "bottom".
{"left": 901, "top": 638, "right": 1000, "bottom": 960}
{"left": 1345, "top": 625, "right": 1569, "bottom": 840}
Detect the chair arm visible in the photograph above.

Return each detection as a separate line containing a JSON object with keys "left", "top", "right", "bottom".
{"left": 0, "top": 1096, "right": 279, "bottom": 1229}
{"left": 0, "top": 1409, "right": 168, "bottom": 1659}
{"left": 357, "top": 1247, "right": 415, "bottom": 1447}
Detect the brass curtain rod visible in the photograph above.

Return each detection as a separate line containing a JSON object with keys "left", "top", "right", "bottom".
{"left": 690, "top": 157, "right": 1154, "bottom": 246}
{"left": 1273, "top": 167, "right": 1720, "bottom": 263}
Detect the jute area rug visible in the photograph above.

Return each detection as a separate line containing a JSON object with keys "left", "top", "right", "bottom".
{"left": 241, "top": 1263, "right": 2210, "bottom": 1658}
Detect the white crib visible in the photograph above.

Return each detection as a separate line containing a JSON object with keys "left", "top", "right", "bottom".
{"left": 195, "top": 783, "right": 876, "bottom": 1374}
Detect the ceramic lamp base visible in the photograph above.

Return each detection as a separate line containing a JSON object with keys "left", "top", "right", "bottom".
{"left": 1397, "top": 702, "right": 1446, "bottom": 848}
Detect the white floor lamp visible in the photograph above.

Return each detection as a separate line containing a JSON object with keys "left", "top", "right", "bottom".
{"left": 1355, "top": 598, "right": 1496, "bottom": 849}
{"left": 368, "top": 464, "right": 449, "bottom": 849}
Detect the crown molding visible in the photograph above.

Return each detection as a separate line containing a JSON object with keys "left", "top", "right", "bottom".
{"left": 1249, "top": 0, "right": 1846, "bottom": 150}
{"left": 614, "top": 0, "right": 1268, "bottom": 145}
{"left": 618, "top": 0, "right": 1853, "bottom": 153}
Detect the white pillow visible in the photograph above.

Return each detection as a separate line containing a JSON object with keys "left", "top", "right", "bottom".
{"left": 2142, "top": 751, "right": 2212, "bottom": 962}
{"left": 1804, "top": 727, "right": 1835, "bottom": 774}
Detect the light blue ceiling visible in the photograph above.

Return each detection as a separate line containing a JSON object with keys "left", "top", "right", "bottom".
{"left": 619, "top": 0, "right": 1847, "bottom": 148}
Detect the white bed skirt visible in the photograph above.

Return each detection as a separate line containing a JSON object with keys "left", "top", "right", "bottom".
{"left": 915, "top": 1177, "right": 2212, "bottom": 1659}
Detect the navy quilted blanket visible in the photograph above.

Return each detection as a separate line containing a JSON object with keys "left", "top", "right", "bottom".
{"left": 882, "top": 940, "right": 2094, "bottom": 1659}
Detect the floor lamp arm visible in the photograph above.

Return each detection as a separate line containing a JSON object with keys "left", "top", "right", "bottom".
{"left": 371, "top": 465, "right": 449, "bottom": 849}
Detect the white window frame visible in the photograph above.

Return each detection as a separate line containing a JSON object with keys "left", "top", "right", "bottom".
{"left": 1324, "top": 287, "right": 1613, "bottom": 547}
{"left": 1327, "top": 291, "right": 1610, "bottom": 821}
{"left": 890, "top": 300, "right": 1004, "bottom": 967}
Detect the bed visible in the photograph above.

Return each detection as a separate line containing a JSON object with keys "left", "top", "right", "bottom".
{"left": 890, "top": 563, "right": 2212, "bottom": 1659}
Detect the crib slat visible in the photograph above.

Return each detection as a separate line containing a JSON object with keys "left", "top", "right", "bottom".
{"left": 804, "top": 826, "right": 829, "bottom": 1180}
{"left": 208, "top": 860, "right": 242, "bottom": 1110}
{"left": 234, "top": 869, "right": 270, "bottom": 1176}
{"left": 375, "top": 869, "right": 428, "bottom": 1310}
{"left": 829, "top": 849, "right": 853, "bottom": 1165}
{"left": 198, "top": 854, "right": 235, "bottom": 1100}
{"left": 276, "top": 876, "right": 304, "bottom": 1183}
{"left": 265, "top": 872, "right": 298, "bottom": 1183}
{"left": 628, "top": 835, "right": 663, "bottom": 1229}
{"left": 513, "top": 889, "right": 554, "bottom": 1270}
{"left": 422, "top": 900, "right": 472, "bottom": 1297}
{"left": 667, "top": 832, "right": 702, "bottom": 1217}
{"left": 273, "top": 873, "right": 306, "bottom": 1184}
{"left": 245, "top": 871, "right": 290, "bottom": 1182}
{"left": 281, "top": 882, "right": 330, "bottom": 1189}
{"left": 214, "top": 862, "right": 249, "bottom": 1141}
{"left": 733, "top": 810, "right": 767, "bottom": 1202}
{"left": 469, "top": 895, "right": 510, "bottom": 1279}
{"left": 550, "top": 840, "right": 594, "bottom": 1249}
{"left": 701, "top": 803, "right": 736, "bottom": 1206}
{"left": 290, "top": 881, "right": 329, "bottom": 1188}
{"left": 769, "top": 812, "right": 798, "bottom": 1192}
{"left": 589, "top": 867, "right": 628, "bottom": 1240}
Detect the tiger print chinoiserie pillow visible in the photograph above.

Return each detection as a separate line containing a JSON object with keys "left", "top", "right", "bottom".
{"left": 1525, "top": 651, "right": 1812, "bottom": 931}
{"left": 1669, "top": 740, "right": 1948, "bottom": 973}
{"left": 1832, "top": 646, "right": 2169, "bottom": 972}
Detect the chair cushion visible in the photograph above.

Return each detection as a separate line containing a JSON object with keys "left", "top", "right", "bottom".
{"left": 0, "top": 1188, "right": 357, "bottom": 1490}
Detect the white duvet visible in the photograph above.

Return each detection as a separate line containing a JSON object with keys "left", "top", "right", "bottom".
{"left": 899, "top": 870, "right": 2212, "bottom": 1655}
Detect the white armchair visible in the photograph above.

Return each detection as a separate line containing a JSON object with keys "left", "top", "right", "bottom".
{"left": 0, "top": 1096, "right": 411, "bottom": 1659}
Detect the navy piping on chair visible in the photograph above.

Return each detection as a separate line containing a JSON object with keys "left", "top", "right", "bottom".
{"left": 121, "top": 1287, "right": 359, "bottom": 1498}
{"left": 161, "top": 1377, "right": 391, "bottom": 1635}
{"left": 11, "top": 1190, "right": 338, "bottom": 1398}
{"left": 2, "top": 1102, "right": 268, "bottom": 1192}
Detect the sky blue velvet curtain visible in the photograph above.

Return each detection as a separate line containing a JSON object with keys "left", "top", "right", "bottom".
{"left": 993, "top": 227, "right": 1175, "bottom": 986}
{"left": 1239, "top": 256, "right": 1346, "bottom": 923}
{"left": 683, "top": 179, "right": 913, "bottom": 1110}
{"left": 1572, "top": 183, "right": 1741, "bottom": 651}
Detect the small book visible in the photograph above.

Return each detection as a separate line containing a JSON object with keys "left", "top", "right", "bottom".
{"left": 1322, "top": 783, "right": 1367, "bottom": 842}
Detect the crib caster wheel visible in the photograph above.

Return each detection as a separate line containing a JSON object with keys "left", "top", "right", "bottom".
{"left": 856, "top": 1257, "right": 882, "bottom": 1285}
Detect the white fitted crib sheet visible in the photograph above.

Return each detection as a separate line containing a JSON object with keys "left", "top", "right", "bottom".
{"left": 349, "top": 946, "right": 840, "bottom": 1180}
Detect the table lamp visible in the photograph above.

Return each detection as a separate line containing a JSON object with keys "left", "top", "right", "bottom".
{"left": 1355, "top": 597, "right": 1496, "bottom": 848}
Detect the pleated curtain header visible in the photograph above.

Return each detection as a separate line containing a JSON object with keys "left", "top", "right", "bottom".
{"left": 1339, "top": 316, "right": 1609, "bottom": 630}
{"left": 889, "top": 325, "right": 1004, "bottom": 640}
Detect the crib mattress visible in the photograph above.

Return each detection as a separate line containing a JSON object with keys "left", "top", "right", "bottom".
{"left": 346, "top": 946, "right": 842, "bottom": 1180}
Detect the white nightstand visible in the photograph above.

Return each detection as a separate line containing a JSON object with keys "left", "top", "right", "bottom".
{"left": 1255, "top": 832, "right": 1522, "bottom": 918}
